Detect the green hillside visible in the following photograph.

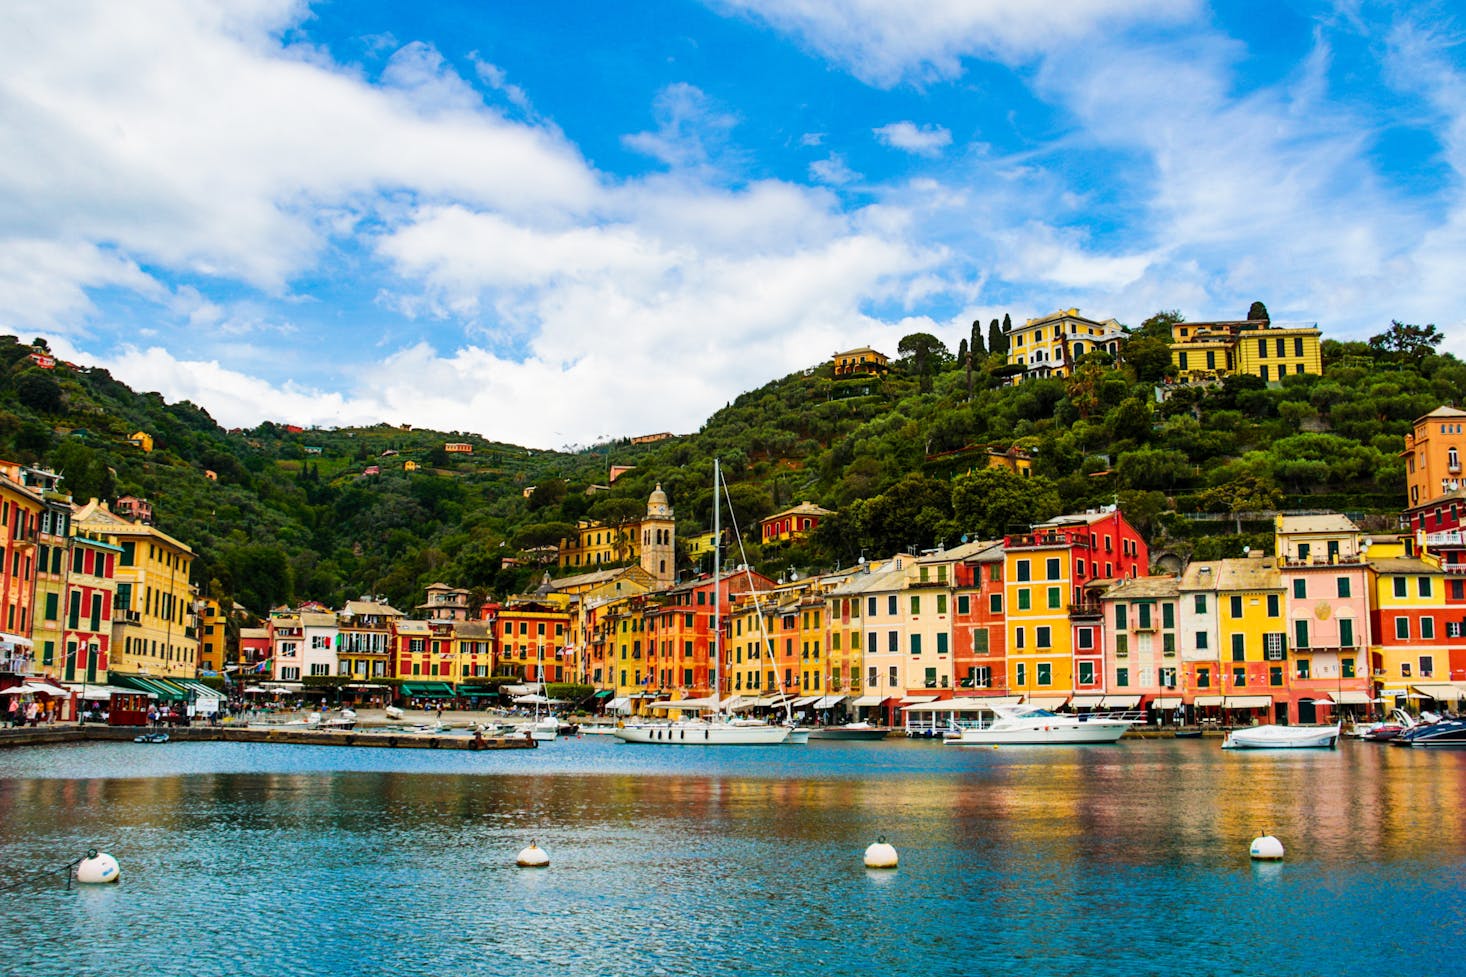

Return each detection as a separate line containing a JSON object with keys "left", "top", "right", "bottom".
{"left": 0, "top": 317, "right": 1455, "bottom": 621}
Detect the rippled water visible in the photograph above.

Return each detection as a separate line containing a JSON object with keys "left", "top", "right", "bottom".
{"left": 2, "top": 737, "right": 1463, "bottom": 977}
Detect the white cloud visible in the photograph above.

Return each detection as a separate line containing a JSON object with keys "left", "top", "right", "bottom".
{"left": 873, "top": 121, "right": 952, "bottom": 156}
{"left": 711, "top": 0, "right": 1200, "bottom": 86}
{"left": 810, "top": 154, "right": 860, "bottom": 185}
{"left": 622, "top": 83, "right": 740, "bottom": 171}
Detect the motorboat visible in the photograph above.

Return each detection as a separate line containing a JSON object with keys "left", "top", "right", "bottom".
{"left": 133, "top": 731, "right": 170, "bottom": 743}
{"left": 529, "top": 716, "right": 559, "bottom": 742}
{"left": 613, "top": 716, "right": 790, "bottom": 745}
{"left": 806, "top": 722, "right": 893, "bottom": 741}
{"left": 1352, "top": 708, "right": 1416, "bottom": 742}
{"left": 785, "top": 726, "right": 811, "bottom": 744}
{"left": 1394, "top": 715, "right": 1466, "bottom": 748}
{"left": 946, "top": 705, "right": 1134, "bottom": 746}
{"left": 1221, "top": 722, "right": 1341, "bottom": 750}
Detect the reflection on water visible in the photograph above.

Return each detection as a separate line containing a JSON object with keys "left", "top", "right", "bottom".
{"left": 1, "top": 739, "right": 1463, "bottom": 976}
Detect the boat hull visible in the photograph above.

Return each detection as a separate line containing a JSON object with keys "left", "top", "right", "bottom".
{"left": 612, "top": 722, "right": 791, "bottom": 745}
{"left": 949, "top": 720, "right": 1131, "bottom": 746}
{"left": 807, "top": 725, "right": 893, "bottom": 741}
{"left": 1221, "top": 722, "right": 1340, "bottom": 750}
{"left": 1399, "top": 719, "right": 1466, "bottom": 748}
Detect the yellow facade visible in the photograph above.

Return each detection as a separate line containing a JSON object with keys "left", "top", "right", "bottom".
{"left": 1006, "top": 309, "right": 1126, "bottom": 381}
{"left": 1170, "top": 321, "right": 1322, "bottom": 384}
{"left": 74, "top": 499, "right": 198, "bottom": 680}
{"left": 197, "top": 597, "right": 226, "bottom": 674}
{"left": 1214, "top": 559, "right": 1287, "bottom": 703}
{"left": 1232, "top": 327, "right": 1323, "bottom": 382}
{"left": 832, "top": 347, "right": 889, "bottom": 376}
{"left": 1366, "top": 558, "right": 1448, "bottom": 701}
{"left": 1004, "top": 547, "right": 1075, "bottom": 697}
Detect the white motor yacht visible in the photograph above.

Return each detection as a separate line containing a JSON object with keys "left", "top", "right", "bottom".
{"left": 946, "top": 704, "right": 1134, "bottom": 746}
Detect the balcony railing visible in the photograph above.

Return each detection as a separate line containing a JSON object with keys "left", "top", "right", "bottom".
{"left": 1068, "top": 602, "right": 1102, "bottom": 618}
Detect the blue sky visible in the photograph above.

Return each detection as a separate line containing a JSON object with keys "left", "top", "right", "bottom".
{"left": 3, "top": 0, "right": 1464, "bottom": 448}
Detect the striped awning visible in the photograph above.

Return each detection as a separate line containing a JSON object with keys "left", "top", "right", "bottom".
{"left": 1224, "top": 695, "right": 1274, "bottom": 709}
{"left": 899, "top": 695, "right": 938, "bottom": 705}
{"left": 849, "top": 694, "right": 889, "bottom": 707}
{"left": 1071, "top": 694, "right": 1106, "bottom": 708}
{"left": 1150, "top": 696, "right": 1183, "bottom": 709}
{"left": 813, "top": 695, "right": 847, "bottom": 709}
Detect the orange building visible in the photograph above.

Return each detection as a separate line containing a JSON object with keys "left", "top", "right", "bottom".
{"left": 1403, "top": 405, "right": 1466, "bottom": 508}
{"left": 832, "top": 347, "right": 890, "bottom": 376}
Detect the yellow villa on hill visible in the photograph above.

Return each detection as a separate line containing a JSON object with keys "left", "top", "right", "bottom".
{"left": 1005, "top": 309, "right": 1127, "bottom": 381}
{"left": 1170, "top": 319, "right": 1322, "bottom": 384}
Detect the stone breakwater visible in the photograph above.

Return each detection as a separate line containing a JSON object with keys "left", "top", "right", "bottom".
{"left": 0, "top": 724, "right": 536, "bottom": 750}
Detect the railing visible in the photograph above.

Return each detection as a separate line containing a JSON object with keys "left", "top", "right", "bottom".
{"left": 1068, "top": 602, "right": 1102, "bottom": 618}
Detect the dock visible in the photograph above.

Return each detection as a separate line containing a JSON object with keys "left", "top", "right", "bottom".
{"left": 0, "top": 724, "right": 537, "bottom": 750}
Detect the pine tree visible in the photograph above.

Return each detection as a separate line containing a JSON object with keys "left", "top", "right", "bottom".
{"left": 1247, "top": 301, "right": 1270, "bottom": 322}
{"left": 970, "top": 319, "right": 986, "bottom": 356}
{"left": 988, "top": 318, "right": 1004, "bottom": 356}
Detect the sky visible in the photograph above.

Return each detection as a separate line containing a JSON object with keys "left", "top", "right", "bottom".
{"left": 3, "top": 0, "right": 1464, "bottom": 450}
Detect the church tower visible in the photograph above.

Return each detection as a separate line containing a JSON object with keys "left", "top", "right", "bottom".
{"left": 640, "top": 483, "right": 676, "bottom": 588}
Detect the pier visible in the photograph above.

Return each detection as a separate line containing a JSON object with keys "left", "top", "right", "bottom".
{"left": 0, "top": 724, "right": 537, "bottom": 751}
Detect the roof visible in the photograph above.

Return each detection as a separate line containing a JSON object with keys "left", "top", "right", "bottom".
{"left": 1179, "top": 557, "right": 1281, "bottom": 592}
{"left": 299, "top": 612, "right": 338, "bottom": 628}
{"left": 762, "top": 501, "right": 835, "bottom": 522}
{"left": 1277, "top": 513, "right": 1359, "bottom": 535}
{"left": 826, "top": 560, "right": 909, "bottom": 596}
{"left": 920, "top": 539, "right": 1002, "bottom": 564}
{"left": 452, "top": 621, "right": 490, "bottom": 638}
{"left": 1103, "top": 576, "right": 1180, "bottom": 599}
{"left": 1368, "top": 557, "right": 1444, "bottom": 575}
{"left": 395, "top": 620, "right": 431, "bottom": 634}
{"left": 342, "top": 599, "right": 403, "bottom": 617}
{"left": 1415, "top": 405, "right": 1466, "bottom": 424}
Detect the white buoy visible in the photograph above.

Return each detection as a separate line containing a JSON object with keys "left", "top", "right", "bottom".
{"left": 1249, "top": 833, "right": 1285, "bottom": 861}
{"left": 75, "top": 850, "right": 120, "bottom": 884}
{"left": 516, "top": 841, "right": 549, "bottom": 868}
{"left": 864, "top": 836, "right": 898, "bottom": 869}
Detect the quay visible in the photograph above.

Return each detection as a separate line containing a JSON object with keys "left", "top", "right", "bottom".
{"left": 0, "top": 724, "right": 537, "bottom": 751}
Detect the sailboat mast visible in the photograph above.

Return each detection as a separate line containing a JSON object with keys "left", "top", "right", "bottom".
{"left": 712, "top": 458, "right": 720, "bottom": 707}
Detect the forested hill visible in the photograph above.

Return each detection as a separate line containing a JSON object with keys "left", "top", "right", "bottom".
{"left": 0, "top": 318, "right": 1455, "bottom": 622}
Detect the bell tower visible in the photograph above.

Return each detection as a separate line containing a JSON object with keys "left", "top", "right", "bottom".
{"left": 641, "top": 483, "right": 675, "bottom": 588}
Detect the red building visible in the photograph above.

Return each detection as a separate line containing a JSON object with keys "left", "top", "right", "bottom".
{"left": 953, "top": 541, "right": 1007, "bottom": 696}
{"left": 758, "top": 502, "right": 834, "bottom": 545}
{"left": 60, "top": 533, "right": 120, "bottom": 683}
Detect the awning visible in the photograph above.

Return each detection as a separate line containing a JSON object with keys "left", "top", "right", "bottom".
{"left": 455, "top": 685, "right": 498, "bottom": 697}
{"left": 1333, "top": 690, "right": 1373, "bottom": 705}
{"left": 605, "top": 696, "right": 630, "bottom": 711}
{"left": 849, "top": 694, "right": 889, "bottom": 707}
{"left": 502, "top": 683, "right": 543, "bottom": 696}
{"left": 262, "top": 682, "right": 303, "bottom": 692}
{"left": 1150, "top": 696, "right": 1183, "bottom": 709}
{"left": 63, "top": 683, "right": 153, "bottom": 701}
{"left": 0, "top": 682, "right": 62, "bottom": 695}
{"left": 343, "top": 683, "right": 390, "bottom": 690}
{"left": 0, "top": 631, "right": 34, "bottom": 650}
{"left": 1224, "top": 695, "right": 1274, "bottom": 709}
{"left": 720, "top": 696, "right": 753, "bottom": 712}
{"left": 791, "top": 695, "right": 822, "bottom": 707}
{"left": 754, "top": 694, "right": 791, "bottom": 707}
{"left": 112, "top": 675, "right": 187, "bottom": 702}
{"left": 593, "top": 689, "right": 615, "bottom": 698}
{"left": 649, "top": 697, "right": 719, "bottom": 711}
{"left": 1411, "top": 683, "right": 1466, "bottom": 701}
{"left": 1025, "top": 695, "right": 1071, "bottom": 709}
{"left": 813, "top": 695, "right": 847, "bottom": 709}
{"left": 1102, "top": 695, "right": 1142, "bottom": 708}
{"left": 904, "top": 699, "right": 1003, "bottom": 713}
{"left": 1193, "top": 695, "right": 1224, "bottom": 707}
{"left": 899, "top": 695, "right": 938, "bottom": 705}
{"left": 399, "top": 682, "right": 456, "bottom": 698}
{"left": 1071, "top": 694, "right": 1106, "bottom": 708}
{"left": 176, "top": 681, "right": 222, "bottom": 701}
{"left": 1302, "top": 694, "right": 1333, "bottom": 705}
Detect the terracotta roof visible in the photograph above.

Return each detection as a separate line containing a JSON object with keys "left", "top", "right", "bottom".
{"left": 1103, "top": 576, "right": 1180, "bottom": 599}
{"left": 1368, "top": 557, "right": 1444, "bottom": 575}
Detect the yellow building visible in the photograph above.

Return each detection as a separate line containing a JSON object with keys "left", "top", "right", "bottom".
{"left": 74, "top": 499, "right": 198, "bottom": 680}
{"left": 1207, "top": 554, "right": 1287, "bottom": 721}
{"left": 1171, "top": 320, "right": 1323, "bottom": 384}
{"left": 128, "top": 431, "right": 154, "bottom": 453}
{"left": 1006, "top": 309, "right": 1126, "bottom": 381}
{"left": 1004, "top": 542, "right": 1076, "bottom": 704}
{"left": 557, "top": 484, "right": 676, "bottom": 587}
{"left": 832, "top": 347, "right": 890, "bottom": 376}
{"left": 196, "top": 597, "right": 227, "bottom": 674}
{"left": 1366, "top": 556, "right": 1449, "bottom": 704}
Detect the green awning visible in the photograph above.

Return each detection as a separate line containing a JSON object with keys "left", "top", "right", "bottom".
{"left": 112, "top": 675, "right": 187, "bottom": 702}
{"left": 456, "top": 685, "right": 498, "bottom": 698}
{"left": 593, "top": 689, "right": 614, "bottom": 698}
{"left": 399, "top": 682, "right": 456, "bottom": 698}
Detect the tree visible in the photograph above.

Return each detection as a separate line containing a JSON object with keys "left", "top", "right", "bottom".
{"left": 1138, "top": 309, "right": 1184, "bottom": 341}
{"left": 1122, "top": 336, "right": 1174, "bottom": 383}
{"left": 15, "top": 370, "right": 62, "bottom": 413}
{"left": 988, "top": 318, "right": 1005, "bottom": 356}
{"left": 896, "top": 332, "right": 951, "bottom": 393}
{"left": 970, "top": 319, "right": 986, "bottom": 357}
{"left": 1247, "top": 301, "right": 1270, "bottom": 322}
{"left": 1369, "top": 320, "right": 1442, "bottom": 362}
{"left": 1199, "top": 471, "right": 1283, "bottom": 533}
{"left": 951, "top": 467, "right": 1060, "bottom": 540}
{"left": 958, "top": 338, "right": 972, "bottom": 400}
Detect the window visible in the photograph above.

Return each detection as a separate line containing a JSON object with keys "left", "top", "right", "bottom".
{"left": 1046, "top": 557, "right": 1061, "bottom": 580}
{"left": 1229, "top": 595, "right": 1243, "bottom": 617}
{"left": 1048, "top": 587, "right": 1061, "bottom": 609}
{"left": 971, "top": 666, "right": 991, "bottom": 689}
{"left": 972, "top": 629, "right": 989, "bottom": 655}
{"left": 1138, "top": 604, "right": 1152, "bottom": 629}
{"left": 1297, "top": 659, "right": 1310, "bottom": 680}
{"left": 1393, "top": 577, "right": 1407, "bottom": 598}
{"left": 1266, "top": 594, "right": 1280, "bottom": 617}
{"left": 1402, "top": 662, "right": 1412, "bottom": 678}
{"left": 1115, "top": 634, "right": 1128, "bottom": 656}
{"left": 1115, "top": 667, "right": 1129, "bottom": 688}
{"left": 1233, "top": 667, "right": 1246, "bottom": 687}
{"left": 1336, "top": 577, "right": 1351, "bottom": 599}
{"left": 1015, "top": 663, "right": 1026, "bottom": 686}
{"left": 1231, "top": 634, "right": 1245, "bottom": 661}
{"left": 910, "top": 595, "right": 921, "bottom": 615}
{"left": 1395, "top": 617, "right": 1409, "bottom": 640}
{"left": 1036, "top": 626, "right": 1051, "bottom": 648}
{"left": 1197, "top": 667, "right": 1210, "bottom": 688}
{"left": 1160, "top": 666, "right": 1177, "bottom": 688}
{"left": 1016, "top": 560, "right": 1031, "bottom": 582}
{"left": 1418, "top": 577, "right": 1433, "bottom": 598}
{"left": 1340, "top": 618, "right": 1355, "bottom": 646}
{"left": 1078, "top": 661, "right": 1094, "bottom": 685}
{"left": 910, "top": 634, "right": 922, "bottom": 655}
{"left": 936, "top": 633, "right": 948, "bottom": 654}
{"left": 1294, "top": 620, "right": 1309, "bottom": 650}
{"left": 1018, "top": 589, "right": 1031, "bottom": 611}
{"left": 1115, "top": 604, "right": 1128, "bottom": 629}
{"left": 1162, "top": 633, "right": 1176, "bottom": 655}
{"left": 1162, "top": 603, "right": 1175, "bottom": 629}
{"left": 1293, "top": 579, "right": 1306, "bottom": 599}
{"left": 1269, "top": 666, "right": 1283, "bottom": 687}
{"left": 1264, "top": 633, "right": 1285, "bottom": 659}
{"left": 1036, "top": 662, "right": 1052, "bottom": 686}
{"left": 1077, "top": 628, "right": 1093, "bottom": 650}
{"left": 1342, "top": 657, "right": 1355, "bottom": 679}
{"left": 957, "top": 595, "right": 969, "bottom": 615}
{"left": 1298, "top": 543, "right": 1311, "bottom": 561}
{"left": 1421, "top": 617, "right": 1435, "bottom": 640}
{"left": 1014, "top": 627, "right": 1025, "bottom": 649}
{"left": 868, "top": 597, "right": 877, "bottom": 616}
{"left": 888, "top": 595, "right": 898, "bottom": 616}
{"left": 989, "top": 593, "right": 1003, "bottom": 617}
{"left": 888, "top": 631, "right": 899, "bottom": 652}
{"left": 936, "top": 594, "right": 947, "bottom": 615}
{"left": 1194, "top": 594, "right": 1207, "bottom": 614}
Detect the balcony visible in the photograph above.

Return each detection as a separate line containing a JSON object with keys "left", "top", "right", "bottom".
{"left": 119, "top": 610, "right": 141, "bottom": 625}
{"left": 1132, "top": 621, "right": 1157, "bottom": 632}
{"left": 1068, "top": 602, "right": 1102, "bottom": 619}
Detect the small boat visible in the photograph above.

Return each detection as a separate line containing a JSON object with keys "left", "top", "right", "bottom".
{"left": 947, "top": 705, "right": 1134, "bottom": 746}
{"left": 785, "top": 726, "right": 810, "bottom": 744}
{"left": 1395, "top": 715, "right": 1466, "bottom": 748}
{"left": 133, "top": 732, "right": 170, "bottom": 744}
{"left": 529, "top": 716, "right": 559, "bottom": 742}
{"left": 1354, "top": 708, "right": 1416, "bottom": 742}
{"left": 384, "top": 706, "right": 405, "bottom": 720}
{"left": 1221, "top": 722, "right": 1340, "bottom": 750}
{"left": 807, "top": 722, "right": 893, "bottom": 741}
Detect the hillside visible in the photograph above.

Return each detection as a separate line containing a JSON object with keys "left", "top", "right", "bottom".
{"left": 0, "top": 319, "right": 1456, "bottom": 620}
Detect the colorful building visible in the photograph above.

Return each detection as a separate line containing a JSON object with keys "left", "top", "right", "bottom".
{"left": 1368, "top": 556, "right": 1453, "bottom": 708}
{"left": 758, "top": 502, "right": 834, "bottom": 545}
{"left": 953, "top": 542, "right": 1006, "bottom": 696}
{"left": 832, "top": 347, "right": 890, "bottom": 376}
{"left": 557, "top": 484, "right": 676, "bottom": 587}
{"left": 1005, "top": 309, "right": 1126, "bottom": 381}
{"left": 1100, "top": 576, "right": 1180, "bottom": 713}
{"left": 1170, "top": 319, "right": 1323, "bottom": 384}
{"left": 1403, "top": 405, "right": 1466, "bottom": 508}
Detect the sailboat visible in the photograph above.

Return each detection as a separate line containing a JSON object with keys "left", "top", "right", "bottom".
{"left": 612, "top": 460, "right": 791, "bottom": 746}
{"left": 527, "top": 645, "right": 558, "bottom": 741}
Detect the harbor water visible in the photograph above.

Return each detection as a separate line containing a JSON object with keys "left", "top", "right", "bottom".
{"left": 1, "top": 736, "right": 1463, "bottom": 976}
